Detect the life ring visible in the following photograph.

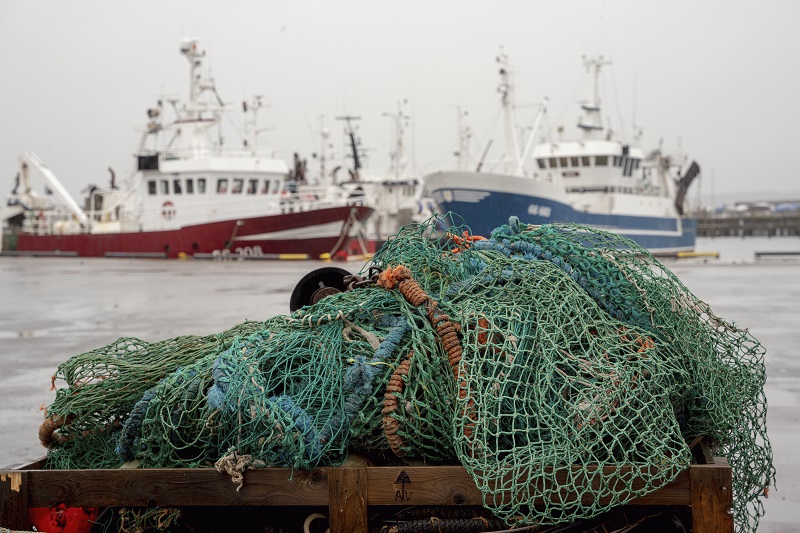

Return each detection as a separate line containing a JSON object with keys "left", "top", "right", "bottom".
{"left": 161, "top": 200, "right": 176, "bottom": 220}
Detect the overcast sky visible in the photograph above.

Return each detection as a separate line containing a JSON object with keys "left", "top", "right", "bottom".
{"left": 1, "top": 0, "right": 797, "bottom": 207}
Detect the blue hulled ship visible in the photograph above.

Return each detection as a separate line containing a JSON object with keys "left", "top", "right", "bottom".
{"left": 424, "top": 53, "right": 699, "bottom": 255}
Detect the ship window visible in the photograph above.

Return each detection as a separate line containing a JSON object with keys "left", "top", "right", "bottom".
{"left": 624, "top": 158, "right": 636, "bottom": 177}
{"left": 271, "top": 179, "right": 281, "bottom": 194}
{"left": 232, "top": 178, "right": 244, "bottom": 194}
{"left": 634, "top": 159, "right": 641, "bottom": 170}
{"left": 613, "top": 156, "right": 622, "bottom": 167}
{"left": 197, "top": 178, "right": 206, "bottom": 193}
{"left": 147, "top": 180, "right": 157, "bottom": 195}
{"left": 185, "top": 178, "right": 194, "bottom": 194}
{"left": 160, "top": 180, "right": 169, "bottom": 194}
{"left": 217, "top": 178, "right": 228, "bottom": 194}
{"left": 595, "top": 155, "right": 608, "bottom": 166}
{"left": 570, "top": 157, "right": 579, "bottom": 167}
{"left": 581, "top": 156, "right": 591, "bottom": 166}
{"left": 173, "top": 179, "right": 182, "bottom": 194}
{"left": 247, "top": 179, "right": 258, "bottom": 195}
{"left": 261, "top": 179, "right": 270, "bottom": 194}
{"left": 548, "top": 157, "right": 558, "bottom": 168}
{"left": 536, "top": 159, "right": 546, "bottom": 170}
{"left": 559, "top": 157, "right": 568, "bottom": 167}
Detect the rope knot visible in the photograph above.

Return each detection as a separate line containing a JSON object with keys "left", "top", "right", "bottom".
{"left": 377, "top": 265, "right": 413, "bottom": 289}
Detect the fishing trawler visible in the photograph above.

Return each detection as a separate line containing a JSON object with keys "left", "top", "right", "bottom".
{"left": 423, "top": 52, "right": 700, "bottom": 254}
{"left": 329, "top": 105, "right": 432, "bottom": 254}
{"left": 0, "top": 39, "right": 373, "bottom": 259}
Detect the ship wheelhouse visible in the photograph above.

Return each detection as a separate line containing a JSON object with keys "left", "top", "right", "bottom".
{"left": 530, "top": 139, "right": 666, "bottom": 199}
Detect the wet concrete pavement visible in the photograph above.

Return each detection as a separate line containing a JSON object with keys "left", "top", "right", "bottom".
{"left": 1, "top": 250, "right": 798, "bottom": 530}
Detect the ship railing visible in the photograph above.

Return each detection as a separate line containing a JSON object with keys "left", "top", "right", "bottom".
{"left": 565, "top": 185, "right": 665, "bottom": 198}
{"left": 160, "top": 146, "right": 281, "bottom": 161}
{"left": 277, "top": 189, "right": 367, "bottom": 215}
{"left": 22, "top": 207, "right": 92, "bottom": 236}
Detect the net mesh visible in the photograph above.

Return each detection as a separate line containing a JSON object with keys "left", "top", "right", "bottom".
{"left": 38, "top": 214, "right": 773, "bottom": 532}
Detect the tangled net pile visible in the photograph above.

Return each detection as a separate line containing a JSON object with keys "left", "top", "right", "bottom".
{"left": 40, "top": 214, "right": 773, "bottom": 532}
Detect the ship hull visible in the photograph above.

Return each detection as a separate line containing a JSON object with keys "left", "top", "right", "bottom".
{"left": 426, "top": 173, "right": 696, "bottom": 255}
{"left": 4, "top": 205, "right": 373, "bottom": 259}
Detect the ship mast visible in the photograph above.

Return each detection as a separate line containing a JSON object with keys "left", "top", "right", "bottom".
{"left": 497, "top": 51, "right": 521, "bottom": 174}
{"left": 577, "top": 55, "right": 611, "bottom": 140}
{"left": 242, "top": 95, "right": 270, "bottom": 152}
{"left": 336, "top": 115, "right": 362, "bottom": 181}
{"left": 455, "top": 106, "right": 472, "bottom": 172}
{"left": 178, "top": 39, "right": 230, "bottom": 156}
{"left": 383, "top": 100, "right": 410, "bottom": 180}
{"left": 181, "top": 39, "right": 208, "bottom": 121}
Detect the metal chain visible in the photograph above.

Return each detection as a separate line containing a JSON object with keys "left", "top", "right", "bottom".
{"left": 344, "top": 265, "right": 382, "bottom": 291}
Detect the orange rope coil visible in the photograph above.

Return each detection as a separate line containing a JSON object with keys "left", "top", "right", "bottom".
{"left": 382, "top": 351, "right": 413, "bottom": 457}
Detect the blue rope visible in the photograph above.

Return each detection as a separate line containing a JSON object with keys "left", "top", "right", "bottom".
{"left": 317, "top": 316, "right": 410, "bottom": 451}
{"left": 116, "top": 385, "right": 159, "bottom": 462}
{"left": 268, "top": 394, "right": 323, "bottom": 463}
{"left": 467, "top": 217, "right": 653, "bottom": 332}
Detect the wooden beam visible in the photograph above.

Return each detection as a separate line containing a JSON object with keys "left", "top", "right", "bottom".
{"left": 0, "top": 471, "right": 29, "bottom": 531}
{"left": 328, "top": 467, "right": 367, "bottom": 533}
{"left": 690, "top": 459, "right": 734, "bottom": 533}
{"left": 366, "top": 465, "right": 691, "bottom": 507}
{"left": 27, "top": 468, "right": 329, "bottom": 508}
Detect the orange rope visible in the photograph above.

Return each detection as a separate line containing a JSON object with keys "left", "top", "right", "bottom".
{"left": 38, "top": 415, "right": 71, "bottom": 448}
{"left": 447, "top": 230, "right": 487, "bottom": 253}
{"left": 382, "top": 351, "right": 413, "bottom": 457}
{"left": 378, "top": 265, "right": 477, "bottom": 442}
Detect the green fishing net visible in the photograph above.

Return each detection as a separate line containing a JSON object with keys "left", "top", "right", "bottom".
{"left": 39, "top": 213, "right": 773, "bottom": 533}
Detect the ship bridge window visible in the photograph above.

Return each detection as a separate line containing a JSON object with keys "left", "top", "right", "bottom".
{"left": 160, "top": 180, "right": 169, "bottom": 194}
{"left": 147, "top": 180, "right": 157, "bottom": 195}
{"left": 185, "top": 178, "right": 194, "bottom": 194}
{"left": 622, "top": 158, "right": 641, "bottom": 177}
{"left": 581, "top": 156, "right": 591, "bottom": 166}
{"left": 217, "top": 178, "right": 228, "bottom": 194}
{"left": 623, "top": 158, "right": 634, "bottom": 176}
{"left": 173, "top": 179, "right": 182, "bottom": 194}
{"left": 261, "top": 179, "right": 270, "bottom": 194}
{"left": 559, "top": 157, "right": 568, "bottom": 167}
{"left": 536, "top": 159, "right": 546, "bottom": 170}
{"left": 247, "top": 179, "right": 258, "bottom": 195}
{"left": 548, "top": 157, "right": 558, "bottom": 168}
{"left": 232, "top": 178, "right": 244, "bottom": 194}
{"left": 197, "top": 178, "right": 206, "bottom": 194}
{"left": 595, "top": 155, "right": 608, "bottom": 166}
{"left": 271, "top": 179, "right": 281, "bottom": 194}
{"left": 613, "top": 156, "right": 622, "bottom": 167}
{"left": 570, "top": 157, "right": 579, "bottom": 167}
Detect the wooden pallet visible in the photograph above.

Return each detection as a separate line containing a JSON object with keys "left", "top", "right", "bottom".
{"left": 1, "top": 457, "right": 733, "bottom": 532}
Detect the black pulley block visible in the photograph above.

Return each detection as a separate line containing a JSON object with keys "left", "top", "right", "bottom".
{"left": 289, "top": 266, "right": 352, "bottom": 312}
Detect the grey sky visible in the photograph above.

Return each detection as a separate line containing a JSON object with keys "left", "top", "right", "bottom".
{"left": 1, "top": 0, "right": 797, "bottom": 207}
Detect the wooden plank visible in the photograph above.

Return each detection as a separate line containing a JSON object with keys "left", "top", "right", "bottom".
{"left": 366, "top": 465, "right": 691, "bottom": 506}
{"left": 0, "top": 470, "right": 29, "bottom": 531}
{"left": 18, "top": 458, "right": 47, "bottom": 471}
{"left": 367, "top": 466, "right": 480, "bottom": 506}
{"left": 26, "top": 468, "right": 328, "bottom": 508}
{"left": 328, "top": 467, "right": 367, "bottom": 533}
{"left": 9, "top": 463, "right": 696, "bottom": 509}
{"left": 690, "top": 459, "right": 734, "bottom": 533}
{"left": 0, "top": 458, "right": 46, "bottom": 471}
